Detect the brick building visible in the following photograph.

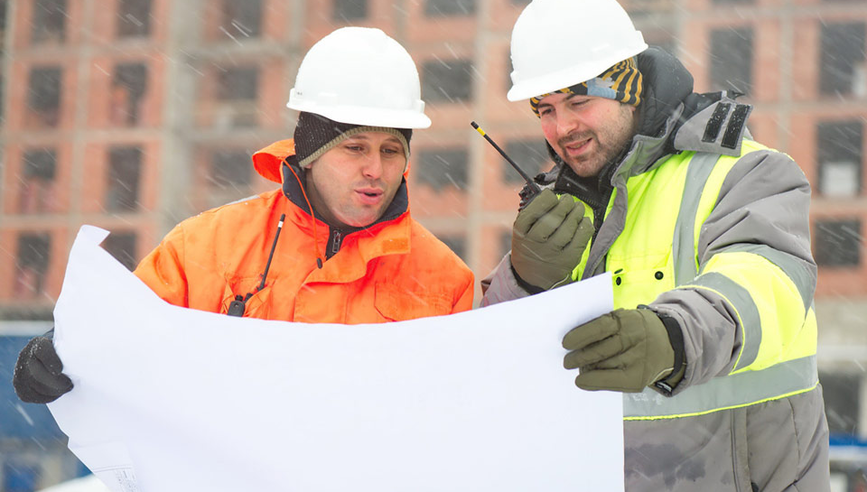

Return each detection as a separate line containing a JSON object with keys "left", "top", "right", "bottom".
{"left": 1, "top": 0, "right": 866, "bottom": 489}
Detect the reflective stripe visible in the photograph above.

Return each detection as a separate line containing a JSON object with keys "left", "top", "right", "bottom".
{"left": 623, "top": 355, "right": 818, "bottom": 419}
{"left": 672, "top": 152, "right": 719, "bottom": 285}
{"left": 721, "top": 243, "right": 815, "bottom": 311}
{"left": 604, "top": 141, "right": 819, "bottom": 420}
{"left": 688, "top": 272, "right": 762, "bottom": 371}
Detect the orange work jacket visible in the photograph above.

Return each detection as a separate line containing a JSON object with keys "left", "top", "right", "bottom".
{"left": 134, "top": 139, "right": 474, "bottom": 323}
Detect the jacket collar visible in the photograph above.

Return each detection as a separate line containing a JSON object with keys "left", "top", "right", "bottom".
{"left": 615, "top": 91, "right": 753, "bottom": 180}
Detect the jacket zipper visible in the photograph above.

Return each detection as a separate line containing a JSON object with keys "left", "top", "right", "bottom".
{"left": 327, "top": 229, "right": 344, "bottom": 259}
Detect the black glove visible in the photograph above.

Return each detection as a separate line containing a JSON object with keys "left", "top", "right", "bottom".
{"left": 13, "top": 334, "right": 74, "bottom": 404}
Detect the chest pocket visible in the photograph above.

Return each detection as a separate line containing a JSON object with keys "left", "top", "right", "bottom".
{"left": 220, "top": 276, "right": 273, "bottom": 319}
{"left": 374, "top": 283, "right": 453, "bottom": 322}
{"left": 609, "top": 253, "right": 675, "bottom": 309}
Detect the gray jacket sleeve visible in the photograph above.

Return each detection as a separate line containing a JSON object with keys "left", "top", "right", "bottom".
{"left": 480, "top": 254, "right": 533, "bottom": 307}
{"left": 651, "top": 149, "right": 816, "bottom": 392}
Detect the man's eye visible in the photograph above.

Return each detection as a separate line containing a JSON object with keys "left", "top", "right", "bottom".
{"left": 539, "top": 108, "right": 552, "bottom": 116}
{"left": 346, "top": 145, "right": 364, "bottom": 152}
{"left": 382, "top": 148, "right": 401, "bottom": 155}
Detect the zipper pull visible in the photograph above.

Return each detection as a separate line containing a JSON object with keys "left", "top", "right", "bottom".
{"left": 331, "top": 230, "right": 343, "bottom": 256}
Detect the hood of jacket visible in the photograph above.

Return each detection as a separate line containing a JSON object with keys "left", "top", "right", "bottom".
{"left": 253, "top": 139, "right": 295, "bottom": 183}
{"left": 612, "top": 46, "right": 753, "bottom": 180}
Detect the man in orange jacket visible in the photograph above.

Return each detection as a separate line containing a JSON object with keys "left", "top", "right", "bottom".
{"left": 13, "top": 27, "right": 474, "bottom": 404}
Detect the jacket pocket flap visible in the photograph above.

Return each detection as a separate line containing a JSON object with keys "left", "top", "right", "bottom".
{"left": 374, "top": 283, "right": 452, "bottom": 321}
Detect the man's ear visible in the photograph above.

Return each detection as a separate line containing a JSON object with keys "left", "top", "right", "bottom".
{"left": 628, "top": 104, "right": 641, "bottom": 134}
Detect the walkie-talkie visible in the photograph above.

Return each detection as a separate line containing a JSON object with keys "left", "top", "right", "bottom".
{"left": 227, "top": 214, "right": 286, "bottom": 317}
{"left": 470, "top": 121, "right": 542, "bottom": 208}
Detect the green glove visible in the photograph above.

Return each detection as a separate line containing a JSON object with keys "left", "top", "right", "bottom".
{"left": 511, "top": 189, "right": 594, "bottom": 291}
{"left": 562, "top": 308, "right": 676, "bottom": 393}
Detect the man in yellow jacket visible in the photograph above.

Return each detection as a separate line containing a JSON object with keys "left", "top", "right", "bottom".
{"left": 482, "top": 0, "right": 829, "bottom": 490}
{"left": 14, "top": 27, "right": 473, "bottom": 404}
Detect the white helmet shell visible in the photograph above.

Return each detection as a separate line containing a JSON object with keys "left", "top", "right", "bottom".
{"left": 507, "top": 0, "right": 648, "bottom": 102}
{"left": 287, "top": 27, "right": 431, "bottom": 129}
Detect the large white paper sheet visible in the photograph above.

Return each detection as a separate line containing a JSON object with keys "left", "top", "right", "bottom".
{"left": 48, "top": 226, "right": 621, "bottom": 492}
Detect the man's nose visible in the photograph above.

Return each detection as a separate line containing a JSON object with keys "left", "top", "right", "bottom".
{"left": 556, "top": 112, "right": 582, "bottom": 138}
{"left": 361, "top": 153, "right": 384, "bottom": 179}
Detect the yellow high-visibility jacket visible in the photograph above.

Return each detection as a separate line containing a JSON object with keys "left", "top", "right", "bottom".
{"left": 482, "top": 48, "right": 829, "bottom": 492}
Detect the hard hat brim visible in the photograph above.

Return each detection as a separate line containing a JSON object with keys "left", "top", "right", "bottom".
{"left": 286, "top": 101, "right": 432, "bottom": 130}
{"left": 507, "top": 43, "right": 648, "bottom": 102}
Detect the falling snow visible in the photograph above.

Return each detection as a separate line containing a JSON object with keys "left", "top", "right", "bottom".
{"left": 1, "top": 0, "right": 867, "bottom": 490}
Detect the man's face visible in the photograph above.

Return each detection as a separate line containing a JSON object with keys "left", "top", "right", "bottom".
{"left": 537, "top": 92, "right": 638, "bottom": 178}
{"left": 305, "top": 131, "right": 407, "bottom": 228}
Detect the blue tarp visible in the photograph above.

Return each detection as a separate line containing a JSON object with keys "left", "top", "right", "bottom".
{"left": 831, "top": 434, "right": 867, "bottom": 448}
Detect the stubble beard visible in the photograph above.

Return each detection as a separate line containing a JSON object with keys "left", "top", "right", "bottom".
{"left": 557, "top": 107, "right": 638, "bottom": 178}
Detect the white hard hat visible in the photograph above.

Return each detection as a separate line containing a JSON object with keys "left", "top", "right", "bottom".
{"left": 287, "top": 27, "right": 431, "bottom": 129}
{"left": 507, "top": 0, "right": 648, "bottom": 102}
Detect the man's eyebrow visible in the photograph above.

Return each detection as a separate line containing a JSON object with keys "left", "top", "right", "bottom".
{"left": 344, "top": 134, "right": 401, "bottom": 143}
{"left": 540, "top": 93, "right": 588, "bottom": 107}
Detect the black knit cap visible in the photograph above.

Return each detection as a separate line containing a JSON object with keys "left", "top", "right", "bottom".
{"left": 294, "top": 112, "right": 413, "bottom": 168}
